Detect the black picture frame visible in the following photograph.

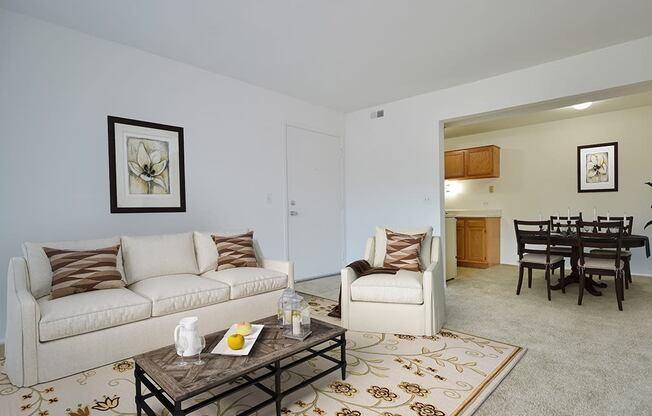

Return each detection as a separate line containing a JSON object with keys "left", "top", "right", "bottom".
{"left": 108, "top": 116, "right": 186, "bottom": 213}
{"left": 577, "top": 141, "right": 618, "bottom": 193}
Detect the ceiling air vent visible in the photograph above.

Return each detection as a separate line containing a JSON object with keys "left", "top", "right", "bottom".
{"left": 370, "top": 109, "right": 385, "bottom": 119}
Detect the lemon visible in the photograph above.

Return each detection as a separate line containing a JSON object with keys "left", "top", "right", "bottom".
{"left": 227, "top": 334, "right": 245, "bottom": 350}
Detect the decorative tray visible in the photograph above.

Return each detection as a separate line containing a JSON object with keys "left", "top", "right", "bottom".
{"left": 211, "top": 324, "right": 264, "bottom": 356}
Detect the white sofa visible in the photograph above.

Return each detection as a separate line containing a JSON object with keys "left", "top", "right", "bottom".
{"left": 340, "top": 227, "right": 446, "bottom": 336}
{"left": 5, "top": 231, "right": 294, "bottom": 387}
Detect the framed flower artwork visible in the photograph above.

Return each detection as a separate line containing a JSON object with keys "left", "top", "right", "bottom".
{"left": 107, "top": 116, "right": 186, "bottom": 213}
{"left": 577, "top": 142, "right": 618, "bottom": 193}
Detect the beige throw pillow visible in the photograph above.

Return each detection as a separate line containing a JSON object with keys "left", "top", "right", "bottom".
{"left": 44, "top": 245, "right": 125, "bottom": 299}
{"left": 383, "top": 229, "right": 426, "bottom": 272}
{"left": 212, "top": 231, "right": 258, "bottom": 270}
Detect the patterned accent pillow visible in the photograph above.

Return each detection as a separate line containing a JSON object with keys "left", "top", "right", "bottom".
{"left": 383, "top": 229, "right": 426, "bottom": 272}
{"left": 211, "top": 231, "right": 258, "bottom": 270}
{"left": 43, "top": 245, "right": 125, "bottom": 299}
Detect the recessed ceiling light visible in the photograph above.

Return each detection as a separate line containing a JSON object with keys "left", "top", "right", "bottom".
{"left": 571, "top": 102, "right": 592, "bottom": 110}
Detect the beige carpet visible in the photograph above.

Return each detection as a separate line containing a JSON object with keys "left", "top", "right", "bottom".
{"left": 445, "top": 265, "right": 652, "bottom": 415}
{"left": 301, "top": 267, "right": 652, "bottom": 414}
{"left": 0, "top": 296, "right": 524, "bottom": 416}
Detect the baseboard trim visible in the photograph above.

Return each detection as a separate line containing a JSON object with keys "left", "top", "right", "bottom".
{"left": 295, "top": 273, "right": 339, "bottom": 283}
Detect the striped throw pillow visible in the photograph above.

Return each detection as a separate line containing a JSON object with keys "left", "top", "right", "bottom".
{"left": 43, "top": 245, "right": 125, "bottom": 299}
{"left": 212, "top": 231, "right": 258, "bottom": 270}
{"left": 383, "top": 229, "right": 426, "bottom": 272}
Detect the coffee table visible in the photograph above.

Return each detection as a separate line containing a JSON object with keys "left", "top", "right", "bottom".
{"left": 133, "top": 316, "right": 346, "bottom": 416}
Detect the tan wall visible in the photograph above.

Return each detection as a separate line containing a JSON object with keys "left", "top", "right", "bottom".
{"left": 445, "top": 105, "right": 652, "bottom": 275}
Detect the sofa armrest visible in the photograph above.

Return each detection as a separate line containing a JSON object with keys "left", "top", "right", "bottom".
{"left": 5, "top": 257, "right": 40, "bottom": 386}
{"left": 423, "top": 251, "right": 446, "bottom": 335}
{"left": 261, "top": 258, "right": 294, "bottom": 289}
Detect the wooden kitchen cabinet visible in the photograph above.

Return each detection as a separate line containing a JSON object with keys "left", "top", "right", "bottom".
{"left": 456, "top": 219, "right": 465, "bottom": 261}
{"left": 455, "top": 217, "right": 500, "bottom": 268}
{"left": 444, "top": 145, "right": 500, "bottom": 179}
{"left": 444, "top": 150, "right": 466, "bottom": 179}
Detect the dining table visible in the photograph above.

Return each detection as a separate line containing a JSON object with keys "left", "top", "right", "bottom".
{"left": 548, "top": 232, "right": 650, "bottom": 296}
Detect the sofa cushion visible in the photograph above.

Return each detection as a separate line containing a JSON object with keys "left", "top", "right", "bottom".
{"left": 121, "top": 233, "right": 198, "bottom": 284}
{"left": 129, "top": 274, "right": 230, "bottom": 316}
{"left": 212, "top": 232, "right": 258, "bottom": 270}
{"left": 23, "top": 237, "right": 125, "bottom": 299}
{"left": 350, "top": 270, "right": 424, "bottom": 305}
{"left": 38, "top": 288, "right": 151, "bottom": 342}
{"left": 193, "top": 230, "right": 250, "bottom": 274}
{"left": 203, "top": 267, "right": 287, "bottom": 300}
{"left": 373, "top": 227, "right": 433, "bottom": 269}
{"left": 44, "top": 245, "right": 125, "bottom": 299}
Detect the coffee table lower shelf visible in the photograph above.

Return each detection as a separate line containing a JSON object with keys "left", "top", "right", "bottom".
{"left": 135, "top": 333, "right": 346, "bottom": 416}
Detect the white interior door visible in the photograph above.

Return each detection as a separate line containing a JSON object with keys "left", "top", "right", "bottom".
{"left": 286, "top": 125, "right": 344, "bottom": 281}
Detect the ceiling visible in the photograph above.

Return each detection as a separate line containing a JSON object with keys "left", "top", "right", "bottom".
{"left": 444, "top": 87, "right": 652, "bottom": 138}
{"left": 3, "top": 1, "right": 652, "bottom": 111}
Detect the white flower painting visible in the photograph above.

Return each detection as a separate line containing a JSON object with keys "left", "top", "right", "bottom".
{"left": 585, "top": 152, "right": 608, "bottom": 183}
{"left": 108, "top": 116, "right": 185, "bottom": 213}
{"left": 127, "top": 137, "right": 170, "bottom": 194}
{"left": 577, "top": 142, "right": 618, "bottom": 193}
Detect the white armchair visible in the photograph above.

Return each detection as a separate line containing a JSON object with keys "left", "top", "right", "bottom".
{"left": 340, "top": 227, "right": 446, "bottom": 336}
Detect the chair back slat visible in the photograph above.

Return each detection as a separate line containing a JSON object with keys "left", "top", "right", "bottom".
{"left": 577, "top": 220, "right": 624, "bottom": 270}
{"left": 514, "top": 220, "right": 552, "bottom": 261}
{"left": 550, "top": 213, "right": 583, "bottom": 234}
{"left": 597, "top": 215, "right": 633, "bottom": 236}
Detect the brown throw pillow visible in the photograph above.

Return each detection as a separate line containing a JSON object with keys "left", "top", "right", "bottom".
{"left": 212, "top": 231, "right": 258, "bottom": 270}
{"left": 383, "top": 229, "right": 426, "bottom": 272}
{"left": 44, "top": 245, "right": 125, "bottom": 299}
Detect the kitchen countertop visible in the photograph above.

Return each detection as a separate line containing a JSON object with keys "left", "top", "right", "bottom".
{"left": 445, "top": 209, "right": 502, "bottom": 218}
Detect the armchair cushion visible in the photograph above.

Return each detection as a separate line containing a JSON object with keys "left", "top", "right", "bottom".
{"left": 350, "top": 270, "right": 424, "bottom": 304}
{"left": 383, "top": 229, "right": 426, "bottom": 271}
{"left": 373, "top": 227, "right": 433, "bottom": 269}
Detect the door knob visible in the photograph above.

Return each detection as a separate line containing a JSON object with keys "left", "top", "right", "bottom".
{"left": 289, "top": 211, "right": 299, "bottom": 216}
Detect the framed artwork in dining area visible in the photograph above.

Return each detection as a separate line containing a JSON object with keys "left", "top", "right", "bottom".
{"left": 577, "top": 141, "right": 618, "bottom": 193}
{"left": 107, "top": 116, "right": 186, "bottom": 213}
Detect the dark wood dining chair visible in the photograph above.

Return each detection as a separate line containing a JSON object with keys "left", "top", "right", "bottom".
{"left": 591, "top": 216, "right": 634, "bottom": 290}
{"left": 514, "top": 220, "right": 565, "bottom": 301}
{"left": 549, "top": 213, "right": 582, "bottom": 274}
{"left": 576, "top": 220, "right": 626, "bottom": 311}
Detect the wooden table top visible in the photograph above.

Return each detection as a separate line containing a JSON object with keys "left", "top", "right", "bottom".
{"left": 549, "top": 233, "right": 650, "bottom": 257}
{"left": 134, "top": 316, "right": 345, "bottom": 401}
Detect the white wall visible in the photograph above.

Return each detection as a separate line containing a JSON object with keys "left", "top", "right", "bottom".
{"left": 0, "top": 10, "right": 343, "bottom": 340}
{"left": 444, "top": 106, "right": 652, "bottom": 275}
{"left": 345, "top": 35, "right": 652, "bottom": 263}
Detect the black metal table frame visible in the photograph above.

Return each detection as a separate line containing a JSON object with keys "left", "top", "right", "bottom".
{"left": 135, "top": 333, "right": 346, "bottom": 416}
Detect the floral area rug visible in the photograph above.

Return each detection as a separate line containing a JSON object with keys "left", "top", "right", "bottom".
{"left": 0, "top": 295, "right": 525, "bottom": 416}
